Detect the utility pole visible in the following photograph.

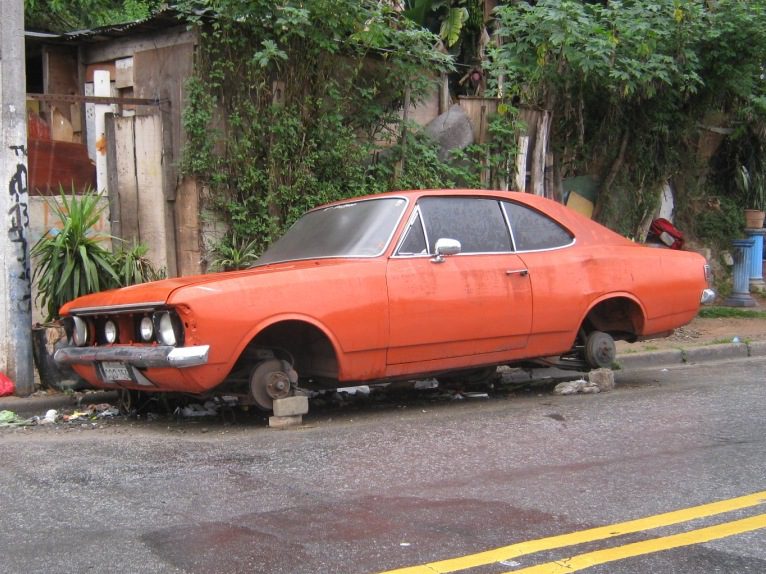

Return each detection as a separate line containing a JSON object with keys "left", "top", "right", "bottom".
{"left": 0, "top": 0, "right": 34, "bottom": 396}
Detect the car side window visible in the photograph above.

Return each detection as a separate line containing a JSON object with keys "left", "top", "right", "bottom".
{"left": 397, "top": 211, "right": 428, "bottom": 255}
{"left": 503, "top": 201, "right": 573, "bottom": 251}
{"left": 419, "top": 197, "right": 511, "bottom": 253}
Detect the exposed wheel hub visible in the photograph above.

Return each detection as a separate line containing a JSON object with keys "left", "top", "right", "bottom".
{"left": 264, "top": 371, "right": 291, "bottom": 400}
{"left": 585, "top": 330, "right": 617, "bottom": 369}
{"left": 249, "top": 358, "right": 298, "bottom": 410}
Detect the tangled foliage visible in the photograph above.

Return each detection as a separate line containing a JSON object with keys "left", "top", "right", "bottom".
{"left": 489, "top": 0, "right": 766, "bottom": 242}
{"left": 179, "top": 0, "right": 456, "bottom": 256}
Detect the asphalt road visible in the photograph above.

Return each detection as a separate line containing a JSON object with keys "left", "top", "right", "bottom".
{"left": 1, "top": 357, "right": 765, "bottom": 574}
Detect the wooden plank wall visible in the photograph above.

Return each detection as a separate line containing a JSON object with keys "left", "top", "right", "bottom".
{"left": 133, "top": 43, "right": 196, "bottom": 276}
{"left": 106, "top": 113, "right": 178, "bottom": 276}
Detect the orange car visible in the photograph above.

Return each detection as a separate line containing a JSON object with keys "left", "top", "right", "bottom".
{"left": 55, "top": 189, "right": 714, "bottom": 409}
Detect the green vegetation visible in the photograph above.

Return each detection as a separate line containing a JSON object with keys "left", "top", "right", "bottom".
{"left": 43, "top": 1, "right": 766, "bottom": 267}
{"left": 488, "top": 0, "right": 766, "bottom": 244}
{"left": 31, "top": 189, "right": 164, "bottom": 322}
{"left": 208, "top": 233, "right": 260, "bottom": 271}
{"left": 698, "top": 307, "right": 766, "bottom": 320}
{"left": 179, "top": 0, "right": 469, "bottom": 256}
{"left": 176, "top": 1, "right": 766, "bottom": 263}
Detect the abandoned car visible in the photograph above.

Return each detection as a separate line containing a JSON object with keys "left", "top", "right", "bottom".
{"left": 55, "top": 189, "right": 715, "bottom": 410}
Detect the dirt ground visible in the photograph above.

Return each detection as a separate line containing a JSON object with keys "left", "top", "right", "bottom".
{"left": 617, "top": 294, "right": 766, "bottom": 353}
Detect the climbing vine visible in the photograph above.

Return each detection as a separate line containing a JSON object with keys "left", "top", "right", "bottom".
{"left": 179, "top": 0, "right": 455, "bottom": 258}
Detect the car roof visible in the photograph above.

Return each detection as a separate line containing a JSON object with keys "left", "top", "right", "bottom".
{"left": 313, "top": 189, "right": 634, "bottom": 248}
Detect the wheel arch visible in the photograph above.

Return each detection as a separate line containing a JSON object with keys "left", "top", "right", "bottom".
{"left": 579, "top": 293, "right": 647, "bottom": 342}
{"left": 232, "top": 314, "right": 343, "bottom": 380}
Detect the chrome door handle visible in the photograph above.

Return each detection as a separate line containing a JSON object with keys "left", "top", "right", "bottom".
{"left": 506, "top": 268, "right": 529, "bottom": 277}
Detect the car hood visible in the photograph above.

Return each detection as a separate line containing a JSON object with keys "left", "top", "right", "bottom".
{"left": 59, "top": 259, "right": 360, "bottom": 315}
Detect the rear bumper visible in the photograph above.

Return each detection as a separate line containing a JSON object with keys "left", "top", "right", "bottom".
{"left": 54, "top": 344, "right": 210, "bottom": 369}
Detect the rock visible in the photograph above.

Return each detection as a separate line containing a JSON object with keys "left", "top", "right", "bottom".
{"left": 423, "top": 105, "right": 474, "bottom": 161}
{"left": 588, "top": 368, "right": 615, "bottom": 392}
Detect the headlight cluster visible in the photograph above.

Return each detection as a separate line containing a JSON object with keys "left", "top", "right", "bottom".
{"left": 68, "top": 310, "right": 184, "bottom": 348}
{"left": 155, "top": 311, "right": 183, "bottom": 346}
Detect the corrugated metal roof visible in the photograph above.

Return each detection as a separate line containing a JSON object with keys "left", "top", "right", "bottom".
{"left": 25, "top": 6, "right": 210, "bottom": 44}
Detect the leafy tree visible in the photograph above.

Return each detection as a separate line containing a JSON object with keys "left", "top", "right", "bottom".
{"left": 488, "top": 0, "right": 766, "bottom": 239}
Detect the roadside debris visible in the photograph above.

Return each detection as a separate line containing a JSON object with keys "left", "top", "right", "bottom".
{"left": 40, "top": 409, "right": 58, "bottom": 424}
{"left": 0, "top": 410, "right": 32, "bottom": 427}
{"left": 176, "top": 401, "right": 219, "bottom": 418}
{"left": 0, "top": 402, "right": 124, "bottom": 430}
{"left": 553, "top": 379, "right": 600, "bottom": 395}
{"left": 0, "top": 372, "right": 14, "bottom": 397}
{"left": 554, "top": 369, "right": 615, "bottom": 395}
{"left": 63, "top": 404, "right": 120, "bottom": 421}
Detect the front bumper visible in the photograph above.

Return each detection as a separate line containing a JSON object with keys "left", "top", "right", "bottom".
{"left": 54, "top": 344, "right": 210, "bottom": 369}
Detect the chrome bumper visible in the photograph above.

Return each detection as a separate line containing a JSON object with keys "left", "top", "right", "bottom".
{"left": 54, "top": 344, "right": 210, "bottom": 369}
{"left": 700, "top": 288, "right": 716, "bottom": 305}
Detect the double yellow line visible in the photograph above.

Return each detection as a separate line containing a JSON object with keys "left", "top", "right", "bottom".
{"left": 376, "top": 491, "right": 766, "bottom": 574}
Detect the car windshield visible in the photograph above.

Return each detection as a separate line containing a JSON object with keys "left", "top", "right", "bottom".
{"left": 255, "top": 197, "right": 407, "bottom": 265}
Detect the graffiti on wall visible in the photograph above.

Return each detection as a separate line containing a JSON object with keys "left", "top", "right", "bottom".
{"left": 8, "top": 144, "right": 31, "bottom": 313}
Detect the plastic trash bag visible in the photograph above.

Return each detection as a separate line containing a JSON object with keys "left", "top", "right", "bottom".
{"left": 0, "top": 372, "right": 14, "bottom": 397}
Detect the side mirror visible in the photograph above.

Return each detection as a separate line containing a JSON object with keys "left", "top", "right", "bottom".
{"left": 432, "top": 238, "right": 461, "bottom": 263}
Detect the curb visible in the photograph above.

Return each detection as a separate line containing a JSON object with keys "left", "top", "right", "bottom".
{"left": 616, "top": 349, "right": 683, "bottom": 370}
{"left": 616, "top": 341, "right": 765, "bottom": 371}
{"left": 747, "top": 340, "right": 766, "bottom": 358}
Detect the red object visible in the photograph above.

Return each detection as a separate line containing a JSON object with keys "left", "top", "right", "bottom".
{"left": 0, "top": 372, "right": 14, "bottom": 397}
{"left": 650, "top": 218, "right": 684, "bottom": 249}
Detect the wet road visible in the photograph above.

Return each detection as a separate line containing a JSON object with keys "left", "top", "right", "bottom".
{"left": 1, "top": 357, "right": 765, "bottom": 574}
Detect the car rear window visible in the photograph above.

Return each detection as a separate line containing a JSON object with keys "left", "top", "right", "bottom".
{"left": 503, "top": 201, "right": 573, "bottom": 251}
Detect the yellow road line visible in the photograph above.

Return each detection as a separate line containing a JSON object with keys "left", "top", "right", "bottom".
{"left": 502, "top": 512, "right": 766, "bottom": 574}
{"left": 376, "top": 491, "right": 766, "bottom": 574}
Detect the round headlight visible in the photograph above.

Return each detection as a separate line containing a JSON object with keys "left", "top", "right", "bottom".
{"left": 157, "top": 312, "right": 177, "bottom": 346}
{"left": 72, "top": 316, "right": 89, "bottom": 347}
{"left": 104, "top": 320, "right": 118, "bottom": 344}
{"left": 139, "top": 317, "right": 154, "bottom": 342}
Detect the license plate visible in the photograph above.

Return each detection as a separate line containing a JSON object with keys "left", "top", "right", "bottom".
{"left": 101, "top": 361, "right": 131, "bottom": 382}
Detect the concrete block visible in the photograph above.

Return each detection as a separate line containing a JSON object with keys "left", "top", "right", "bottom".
{"left": 269, "top": 415, "right": 303, "bottom": 429}
{"left": 272, "top": 396, "right": 309, "bottom": 417}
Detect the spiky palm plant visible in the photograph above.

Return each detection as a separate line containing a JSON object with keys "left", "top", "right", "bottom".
{"left": 32, "top": 188, "right": 119, "bottom": 322}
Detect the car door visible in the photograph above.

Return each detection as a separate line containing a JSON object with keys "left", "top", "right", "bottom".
{"left": 386, "top": 196, "right": 533, "bottom": 366}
